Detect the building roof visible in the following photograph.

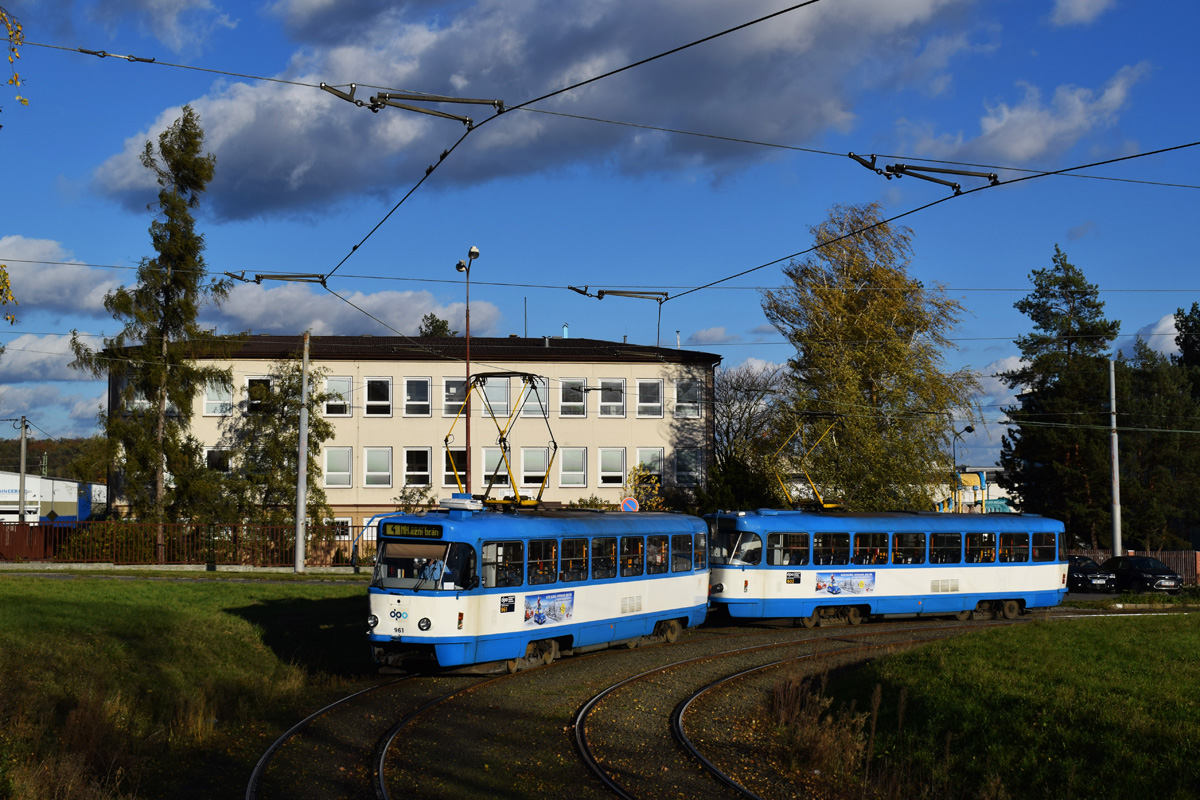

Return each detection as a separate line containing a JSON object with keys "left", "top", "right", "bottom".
{"left": 186, "top": 335, "right": 723, "bottom": 367}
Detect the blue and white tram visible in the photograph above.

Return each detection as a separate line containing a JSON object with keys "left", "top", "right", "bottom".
{"left": 367, "top": 496, "right": 710, "bottom": 671}
{"left": 708, "top": 508, "right": 1066, "bottom": 626}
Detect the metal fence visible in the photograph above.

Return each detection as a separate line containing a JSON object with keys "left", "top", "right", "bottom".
{"left": 0, "top": 522, "right": 378, "bottom": 568}
{"left": 1065, "top": 548, "right": 1199, "bottom": 585}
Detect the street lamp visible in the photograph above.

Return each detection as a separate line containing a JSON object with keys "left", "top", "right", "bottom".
{"left": 952, "top": 424, "right": 975, "bottom": 512}
{"left": 456, "top": 246, "right": 480, "bottom": 494}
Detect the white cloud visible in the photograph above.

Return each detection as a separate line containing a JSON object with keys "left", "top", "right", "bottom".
{"left": 92, "top": 0, "right": 974, "bottom": 220}
{"left": 1127, "top": 314, "right": 1177, "bottom": 357}
{"left": 737, "top": 357, "right": 784, "bottom": 373}
{"left": 86, "top": 0, "right": 237, "bottom": 54}
{"left": 1051, "top": 0, "right": 1116, "bottom": 27}
{"left": 0, "top": 334, "right": 92, "bottom": 382}
{"left": 205, "top": 281, "right": 502, "bottom": 336}
{"left": 686, "top": 326, "right": 739, "bottom": 345}
{"left": 908, "top": 62, "right": 1149, "bottom": 163}
{"left": 0, "top": 236, "right": 120, "bottom": 317}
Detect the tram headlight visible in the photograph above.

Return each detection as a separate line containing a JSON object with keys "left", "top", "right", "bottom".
{"left": 418, "top": 617, "right": 432, "bottom": 631}
{"left": 367, "top": 614, "right": 379, "bottom": 629}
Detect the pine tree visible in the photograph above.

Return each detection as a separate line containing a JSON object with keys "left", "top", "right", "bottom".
{"left": 998, "top": 245, "right": 1120, "bottom": 548}
{"left": 762, "top": 202, "right": 980, "bottom": 510}
{"left": 71, "top": 106, "right": 232, "bottom": 558}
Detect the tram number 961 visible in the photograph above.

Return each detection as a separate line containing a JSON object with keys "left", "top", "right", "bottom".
{"left": 390, "top": 608, "right": 409, "bottom": 634}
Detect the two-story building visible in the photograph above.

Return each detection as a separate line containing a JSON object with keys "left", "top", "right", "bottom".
{"left": 111, "top": 334, "right": 720, "bottom": 529}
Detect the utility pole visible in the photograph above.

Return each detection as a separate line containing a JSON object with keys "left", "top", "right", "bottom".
{"left": 18, "top": 416, "right": 27, "bottom": 523}
{"left": 294, "top": 333, "right": 310, "bottom": 574}
{"left": 1110, "top": 359, "right": 1122, "bottom": 558}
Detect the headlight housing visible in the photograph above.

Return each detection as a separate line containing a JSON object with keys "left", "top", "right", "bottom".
{"left": 367, "top": 614, "right": 379, "bottom": 629}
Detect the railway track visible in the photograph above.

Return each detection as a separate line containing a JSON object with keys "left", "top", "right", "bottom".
{"left": 248, "top": 615, "right": 1017, "bottom": 799}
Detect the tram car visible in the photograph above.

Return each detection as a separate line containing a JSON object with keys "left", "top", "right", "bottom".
{"left": 367, "top": 495, "right": 710, "bottom": 671}
{"left": 708, "top": 508, "right": 1066, "bottom": 625}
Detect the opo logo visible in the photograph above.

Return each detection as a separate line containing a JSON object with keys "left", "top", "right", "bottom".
{"left": 389, "top": 610, "right": 409, "bottom": 620}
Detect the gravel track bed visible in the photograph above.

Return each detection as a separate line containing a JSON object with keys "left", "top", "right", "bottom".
{"left": 379, "top": 618, "right": 980, "bottom": 799}
{"left": 253, "top": 675, "right": 480, "bottom": 800}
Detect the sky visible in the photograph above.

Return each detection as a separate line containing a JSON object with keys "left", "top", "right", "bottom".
{"left": 1, "top": 0, "right": 1198, "bottom": 470}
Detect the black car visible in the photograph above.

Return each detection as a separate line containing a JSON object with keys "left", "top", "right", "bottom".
{"left": 1100, "top": 556, "right": 1183, "bottom": 594}
{"left": 1067, "top": 555, "right": 1116, "bottom": 593}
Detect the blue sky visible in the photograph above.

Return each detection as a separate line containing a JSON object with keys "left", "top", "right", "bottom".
{"left": 1, "top": 0, "right": 1197, "bottom": 469}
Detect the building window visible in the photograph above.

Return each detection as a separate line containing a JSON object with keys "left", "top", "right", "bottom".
{"left": 325, "top": 447, "right": 352, "bottom": 488}
{"left": 599, "top": 447, "right": 625, "bottom": 486}
{"left": 443, "top": 378, "right": 467, "bottom": 417}
{"left": 329, "top": 517, "right": 352, "bottom": 540}
{"left": 482, "top": 447, "right": 509, "bottom": 487}
{"left": 246, "top": 377, "right": 272, "bottom": 414}
{"left": 674, "top": 378, "right": 700, "bottom": 418}
{"left": 403, "top": 448, "right": 431, "bottom": 486}
{"left": 403, "top": 377, "right": 431, "bottom": 416}
{"left": 365, "top": 378, "right": 392, "bottom": 417}
{"left": 560, "top": 447, "right": 586, "bottom": 487}
{"left": 443, "top": 448, "right": 466, "bottom": 487}
{"left": 637, "top": 448, "right": 664, "bottom": 483}
{"left": 599, "top": 379, "right": 624, "bottom": 417}
{"left": 204, "top": 382, "right": 232, "bottom": 416}
{"left": 560, "top": 378, "right": 586, "bottom": 417}
{"left": 676, "top": 448, "right": 701, "bottom": 486}
{"left": 324, "top": 376, "right": 352, "bottom": 417}
{"left": 481, "top": 376, "right": 509, "bottom": 417}
{"left": 364, "top": 447, "right": 392, "bottom": 487}
{"left": 204, "top": 448, "right": 231, "bottom": 473}
{"left": 636, "top": 380, "right": 663, "bottom": 417}
{"left": 520, "top": 377, "right": 549, "bottom": 418}
{"left": 522, "top": 447, "right": 549, "bottom": 487}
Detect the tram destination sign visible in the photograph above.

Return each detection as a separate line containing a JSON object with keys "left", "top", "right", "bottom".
{"left": 382, "top": 522, "right": 444, "bottom": 539}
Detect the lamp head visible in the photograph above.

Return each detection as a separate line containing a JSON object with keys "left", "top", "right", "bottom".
{"left": 964, "top": 425, "right": 975, "bottom": 434}
{"left": 467, "top": 246, "right": 479, "bottom": 260}
{"left": 456, "top": 259, "right": 467, "bottom": 272}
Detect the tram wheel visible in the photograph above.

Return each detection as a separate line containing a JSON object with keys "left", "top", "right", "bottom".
{"left": 539, "top": 641, "right": 556, "bottom": 666}
{"left": 845, "top": 607, "right": 863, "bottom": 625}
{"left": 954, "top": 610, "right": 972, "bottom": 621}
{"left": 797, "top": 612, "right": 818, "bottom": 629}
{"left": 660, "top": 619, "right": 682, "bottom": 643}
{"left": 1001, "top": 599, "right": 1021, "bottom": 620}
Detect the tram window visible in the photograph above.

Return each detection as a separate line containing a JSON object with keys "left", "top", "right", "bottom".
{"left": 1031, "top": 532, "right": 1056, "bottom": 562}
{"left": 999, "top": 532, "right": 1029, "bottom": 563}
{"left": 562, "top": 538, "right": 588, "bottom": 582}
{"left": 528, "top": 539, "right": 558, "bottom": 585}
{"left": 852, "top": 532, "right": 888, "bottom": 565}
{"left": 647, "top": 535, "right": 669, "bottom": 574}
{"left": 482, "top": 541, "right": 524, "bottom": 588}
{"left": 592, "top": 537, "right": 617, "bottom": 580}
{"left": 693, "top": 532, "right": 708, "bottom": 570}
{"left": 930, "top": 533, "right": 961, "bottom": 564}
{"left": 892, "top": 532, "right": 926, "bottom": 565}
{"left": 710, "top": 531, "right": 762, "bottom": 566}
{"left": 965, "top": 532, "right": 996, "bottom": 563}
{"left": 373, "top": 540, "right": 452, "bottom": 589}
{"left": 767, "top": 533, "right": 809, "bottom": 566}
{"left": 672, "top": 534, "right": 693, "bottom": 572}
{"left": 620, "top": 536, "right": 645, "bottom": 577}
{"left": 443, "top": 543, "right": 476, "bottom": 589}
{"left": 813, "top": 532, "right": 850, "bottom": 566}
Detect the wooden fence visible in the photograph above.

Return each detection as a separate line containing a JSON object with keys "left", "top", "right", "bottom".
{"left": 0, "top": 522, "right": 378, "bottom": 569}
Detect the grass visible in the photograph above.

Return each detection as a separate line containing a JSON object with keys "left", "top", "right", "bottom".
{"left": 0, "top": 573, "right": 372, "bottom": 799}
{"left": 775, "top": 615, "right": 1200, "bottom": 799}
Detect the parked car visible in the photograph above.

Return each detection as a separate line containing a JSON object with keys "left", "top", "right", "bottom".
{"left": 1067, "top": 555, "right": 1117, "bottom": 593}
{"left": 1100, "top": 556, "right": 1183, "bottom": 594}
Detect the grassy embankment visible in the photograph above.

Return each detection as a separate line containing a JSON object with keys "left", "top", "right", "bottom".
{"left": 0, "top": 572, "right": 371, "bottom": 799}
{"left": 770, "top": 607, "right": 1200, "bottom": 799}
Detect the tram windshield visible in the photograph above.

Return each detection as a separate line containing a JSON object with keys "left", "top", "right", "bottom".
{"left": 710, "top": 531, "right": 762, "bottom": 566}
{"left": 372, "top": 540, "right": 477, "bottom": 590}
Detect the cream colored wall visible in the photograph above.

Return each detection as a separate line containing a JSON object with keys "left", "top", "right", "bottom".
{"left": 189, "top": 356, "right": 709, "bottom": 524}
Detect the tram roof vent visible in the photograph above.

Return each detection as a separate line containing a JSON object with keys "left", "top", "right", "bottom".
{"left": 441, "top": 494, "right": 484, "bottom": 512}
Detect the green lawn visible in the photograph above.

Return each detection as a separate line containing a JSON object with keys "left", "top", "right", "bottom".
{"left": 821, "top": 615, "right": 1200, "bottom": 798}
{"left": 0, "top": 573, "right": 372, "bottom": 799}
